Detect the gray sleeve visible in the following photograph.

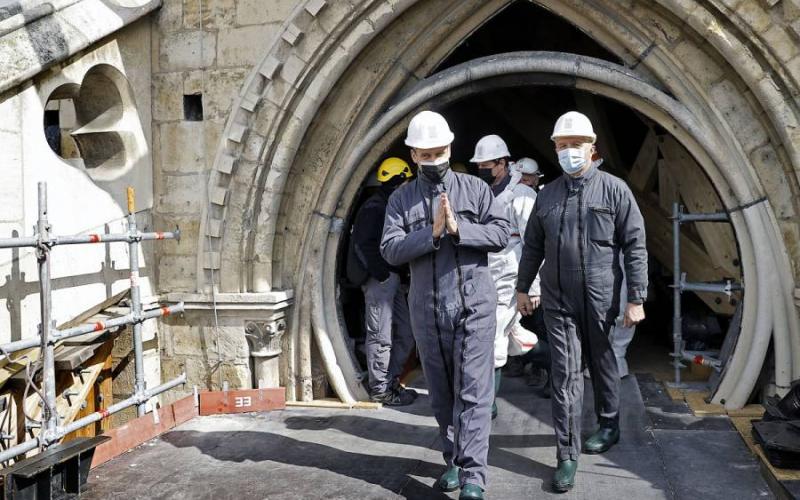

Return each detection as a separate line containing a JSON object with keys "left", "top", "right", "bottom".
{"left": 615, "top": 184, "right": 648, "bottom": 304}
{"left": 517, "top": 197, "right": 546, "bottom": 293}
{"left": 454, "top": 181, "right": 510, "bottom": 252}
{"left": 380, "top": 192, "right": 437, "bottom": 266}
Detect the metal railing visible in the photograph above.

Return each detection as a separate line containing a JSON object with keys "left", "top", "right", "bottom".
{"left": 0, "top": 183, "right": 186, "bottom": 465}
{"left": 671, "top": 203, "right": 741, "bottom": 387}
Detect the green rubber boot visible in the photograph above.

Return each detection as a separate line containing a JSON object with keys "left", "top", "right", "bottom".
{"left": 552, "top": 459, "right": 578, "bottom": 493}
{"left": 436, "top": 466, "right": 460, "bottom": 492}
{"left": 459, "top": 483, "right": 484, "bottom": 499}
{"left": 584, "top": 426, "right": 620, "bottom": 454}
{"left": 491, "top": 367, "right": 501, "bottom": 420}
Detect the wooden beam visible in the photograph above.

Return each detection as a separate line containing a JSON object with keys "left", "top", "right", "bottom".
{"left": 657, "top": 159, "right": 680, "bottom": 212}
{"left": 658, "top": 136, "right": 740, "bottom": 278}
{"left": 574, "top": 92, "right": 626, "bottom": 173}
{"left": 628, "top": 128, "right": 659, "bottom": 192}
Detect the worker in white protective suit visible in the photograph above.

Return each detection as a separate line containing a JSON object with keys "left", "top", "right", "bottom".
{"left": 471, "top": 135, "right": 543, "bottom": 419}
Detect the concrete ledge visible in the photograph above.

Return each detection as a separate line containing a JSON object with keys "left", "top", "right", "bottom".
{"left": 0, "top": 0, "right": 161, "bottom": 94}
{"left": 165, "top": 291, "right": 294, "bottom": 312}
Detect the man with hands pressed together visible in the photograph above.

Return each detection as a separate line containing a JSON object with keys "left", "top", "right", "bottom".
{"left": 381, "top": 111, "right": 510, "bottom": 500}
{"left": 516, "top": 111, "right": 648, "bottom": 493}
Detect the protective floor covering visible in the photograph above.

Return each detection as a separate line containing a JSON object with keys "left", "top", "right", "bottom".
{"left": 84, "top": 374, "right": 772, "bottom": 499}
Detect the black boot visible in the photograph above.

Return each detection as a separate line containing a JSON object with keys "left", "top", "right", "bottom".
{"left": 584, "top": 417, "right": 620, "bottom": 454}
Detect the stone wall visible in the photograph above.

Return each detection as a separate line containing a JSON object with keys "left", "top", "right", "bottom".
{"left": 152, "top": 0, "right": 299, "bottom": 395}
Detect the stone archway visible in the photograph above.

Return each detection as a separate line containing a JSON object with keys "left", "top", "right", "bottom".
{"left": 200, "top": 0, "right": 800, "bottom": 408}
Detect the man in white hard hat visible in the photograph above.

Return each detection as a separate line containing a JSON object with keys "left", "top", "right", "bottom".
{"left": 381, "top": 111, "right": 510, "bottom": 500}
{"left": 470, "top": 136, "right": 543, "bottom": 420}
{"left": 516, "top": 111, "right": 648, "bottom": 492}
{"left": 515, "top": 157, "right": 545, "bottom": 190}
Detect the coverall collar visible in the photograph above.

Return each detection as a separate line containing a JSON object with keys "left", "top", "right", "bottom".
{"left": 565, "top": 163, "right": 599, "bottom": 191}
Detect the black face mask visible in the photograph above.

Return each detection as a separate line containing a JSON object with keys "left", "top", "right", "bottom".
{"left": 478, "top": 168, "right": 496, "bottom": 185}
{"left": 380, "top": 176, "right": 405, "bottom": 196}
{"left": 419, "top": 161, "right": 450, "bottom": 184}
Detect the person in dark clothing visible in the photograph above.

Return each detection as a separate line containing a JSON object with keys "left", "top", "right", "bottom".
{"left": 350, "top": 157, "right": 417, "bottom": 406}
{"left": 381, "top": 111, "right": 510, "bottom": 500}
{"left": 516, "top": 111, "right": 648, "bottom": 492}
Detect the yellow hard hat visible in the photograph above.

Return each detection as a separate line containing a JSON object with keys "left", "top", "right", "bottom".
{"left": 376, "top": 157, "right": 412, "bottom": 183}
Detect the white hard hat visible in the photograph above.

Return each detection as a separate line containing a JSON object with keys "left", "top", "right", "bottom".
{"left": 514, "top": 157, "right": 543, "bottom": 176}
{"left": 470, "top": 134, "right": 511, "bottom": 163}
{"left": 551, "top": 111, "right": 597, "bottom": 143}
{"left": 405, "top": 110, "right": 455, "bottom": 149}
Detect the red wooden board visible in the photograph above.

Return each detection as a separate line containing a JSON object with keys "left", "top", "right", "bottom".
{"left": 199, "top": 388, "right": 285, "bottom": 416}
{"left": 91, "top": 395, "right": 197, "bottom": 468}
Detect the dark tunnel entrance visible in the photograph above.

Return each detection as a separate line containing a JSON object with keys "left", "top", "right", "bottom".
{"left": 336, "top": 0, "right": 745, "bottom": 400}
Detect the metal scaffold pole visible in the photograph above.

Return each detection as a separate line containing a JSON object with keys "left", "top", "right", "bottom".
{"left": 0, "top": 182, "right": 185, "bottom": 465}
{"left": 36, "top": 183, "right": 59, "bottom": 445}
{"left": 670, "top": 202, "right": 742, "bottom": 388}
{"left": 127, "top": 188, "right": 147, "bottom": 418}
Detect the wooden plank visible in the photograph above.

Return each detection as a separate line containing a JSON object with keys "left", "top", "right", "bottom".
{"left": 731, "top": 417, "right": 800, "bottom": 482}
{"left": 285, "top": 399, "right": 382, "bottom": 410}
{"left": 659, "top": 136, "right": 740, "bottom": 277}
{"left": 172, "top": 395, "right": 199, "bottom": 426}
{"left": 199, "top": 388, "right": 285, "bottom": 416}
{"left": 0, "top": 348, "right": 39, "bottom": 391}
{"left": 90, "top": 402, "right": 179, "bottom": 468}
{"left": 628, "top": 128, "right": 659, "bottom": 192}
{"left": 98, "top": 350, "right": 113, "bottom": 433}
{"left": 636, "top": 192, "right": 738, "bottom": 315}
{"left": 54, "top": 345, "right": 95, "bottom": 371}
{"left": 684, "top": 391, "right": 726, "bottom": 416}
{"left": 657, "top": 159, "right": 680, "bottom": 212}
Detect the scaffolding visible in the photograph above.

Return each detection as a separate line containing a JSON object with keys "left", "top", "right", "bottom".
{"left": 671, "top": 203, "right": 742, "bottom": 387}
{"left": 0, "top": 183, "right": 185, "bottom": 464}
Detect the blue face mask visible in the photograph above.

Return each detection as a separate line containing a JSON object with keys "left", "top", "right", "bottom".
{"left": 558, "top": 148, "right": 588, "bottom": 175}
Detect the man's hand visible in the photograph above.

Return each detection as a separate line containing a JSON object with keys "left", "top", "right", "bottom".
{"left": 442, "top": 193, "right": 459, "bottom": 236}
{"left": 433, "top": 195, "right": 446, "bottom": 239}
{"left": 518, "top": 292, "right": 539, "bottom": 316}
{"left": 624, "top": 303, "right": 645, "bottom": 328}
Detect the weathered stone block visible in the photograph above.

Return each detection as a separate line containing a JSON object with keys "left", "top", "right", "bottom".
{"left": 157, "top": 174, "right": 206, "bottom": 214}
{"left": 237, "top": 0, "right": 297, "bottom": 26}
{"left": 171, "top": 325, "right": 206, "bottom": 356}
{"left": 736, "top": 1, "right": 772, "bottom": 33}
{"left": 750, "top": 143, "right": 796, "bottom": 220}
{"left": 708, "top": 80, "right": 769, "bottom": 153}
{"left": 159, "top": 122, "right": 206, "bottom": 173}
{"left": 155, "top": 0, "right": 183, "bottom": 33}
{"left": 184, "top": 0, "right": 236, "bottom": 30}
{"left": 217, "top": 25, "right": 282, "bottom": 68}
{"left": 157, "top": 254, "right": 197, "bottom": 292}
{"left": 152, "top": 72, "right": 185, "bottom": 122}
{"left": 761, "top": 25, "right": 800, "bottom": 62}
{"left": 202, "top": 69, "right": 249, "bottom": 119}
{"left": 160, "top": 30, "right": 217, "bottom": 71}
{"left": 673, "top": 41, "right": 725, "bottom": 87}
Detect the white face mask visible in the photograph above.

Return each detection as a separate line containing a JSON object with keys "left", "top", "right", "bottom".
{"left": 418, "top": 155, "right": 450, "bottom": 167}
{"left": 557, "top": 147, "right": 588, "bottom": 175}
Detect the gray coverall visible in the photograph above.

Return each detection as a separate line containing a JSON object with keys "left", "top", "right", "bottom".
{"left": 516, "top": 165, "right": 647, "bottom": 461}
{"left": 381, "top": 169, "right": 510, "bottom": 488}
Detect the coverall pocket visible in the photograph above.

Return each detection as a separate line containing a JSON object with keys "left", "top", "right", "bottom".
{"left": 587, "top": 206, "right": 614, "bottom": 243}
{"left": 405, "top": 207, "right": 428, "bottom": 231}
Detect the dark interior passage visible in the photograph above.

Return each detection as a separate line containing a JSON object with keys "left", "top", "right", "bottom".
{"left": 336, "top": 0, "right": 745, "bottom": 398}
